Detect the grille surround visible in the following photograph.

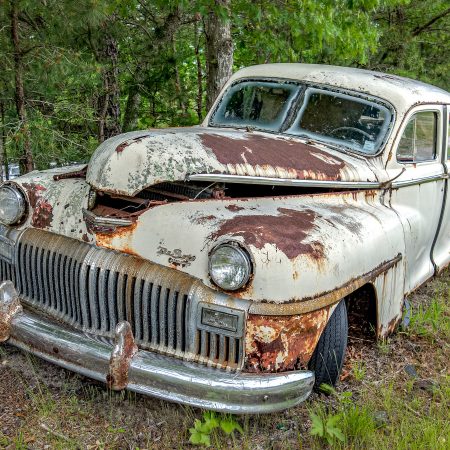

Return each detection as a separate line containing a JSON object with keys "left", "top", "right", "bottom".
{"left": 0, "top": 228, "right": 247, "bottom": 370}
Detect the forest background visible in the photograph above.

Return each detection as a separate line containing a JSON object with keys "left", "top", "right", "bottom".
{"left": 0, "top": 0, "right": 448, "bottom": 176}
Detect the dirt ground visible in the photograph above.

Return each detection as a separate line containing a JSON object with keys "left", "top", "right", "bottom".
{"left": 0, "top": 270, "right": 448, "bottom": 449}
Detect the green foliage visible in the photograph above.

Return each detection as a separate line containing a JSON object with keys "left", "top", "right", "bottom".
{"left": 369, "top": 0, "right": 450, "bottom": 90}
{"left": 188, "top": 411, "right": 243, "bottom": 447}
{"left": 405, "top": 297, "right": 450, "bottom": 341}
{"left": 1, "top": 0, "right": 446, "bottom": 175}
{"left": 309, "top": 407, "right": 345, "bottom": 445}
{"left": 352, "top": 360, "right": 367, "bottom": 381}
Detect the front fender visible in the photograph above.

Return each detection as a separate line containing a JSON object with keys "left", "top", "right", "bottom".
{"left": 86, "top": 190, "right": 405, "bottom": 304}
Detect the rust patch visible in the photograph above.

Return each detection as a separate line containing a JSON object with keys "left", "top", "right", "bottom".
{"left": 115, "top": 136, "right": 147, "bottom": 153}
{"left": 245, "top": 307, "right": 330, "bottom": 372}
{"left": 22, "top": 183, "right": 54, "bottom": 228}
{"left": 0, "top": 281, "right": 23, "bottom": 342}
{"left": 225, "top": 204, "right": 245, "bottom": 212}
{"left": 95, "top": 221, "right": 138, "bottom": 251}
{"left": 21, "top": 183, "right": 46, "bottom": 209}
{"left": 210, "top": 208, "right": 321, "bottom": 260}
{"left": 53, "top": 166, "right": 87, "bottom": 181}
{"left": 107, "top": 321, "right": 138, "bottom": 390}
{"left": 31, "top": 200, "right": 54, "bottom": 228}
{"left": 201, "top": 133, "right": 345, "bottom": 180}
{"left": 193, "top": 214, "right": 217, "bottom": 225}
{"left": 380, "top": 314, "right": 402, "bottom": 338}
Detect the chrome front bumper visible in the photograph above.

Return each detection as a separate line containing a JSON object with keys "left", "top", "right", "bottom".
{"left": 0, "top": 281, "right": 314, "bottom": 414}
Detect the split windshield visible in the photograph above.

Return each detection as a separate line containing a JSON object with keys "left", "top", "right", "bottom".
{"left": 210, "top": 80, "right": 392, "bottom": 155}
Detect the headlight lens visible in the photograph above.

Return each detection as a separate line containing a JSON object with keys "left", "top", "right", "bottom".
{"left": 209, "top": 243, "right": 252, "bottom": 291}
{"left": 0, "top": 185, "right": 26, "bottom": 225}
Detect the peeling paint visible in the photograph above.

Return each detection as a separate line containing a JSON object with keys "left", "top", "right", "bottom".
{"left": 31, "top": 199, "right": 54, "bottom": 228}
{"left": 209, "top": 207, "right": 321, "bottom": 260}
{"left": 86, "top": 128, "right": 379, "bottom": 197}
{"left": 201, "top": 133, "right": 345, "bottom": 180}
{"left": 245, "top": 307, "right": 330, "bottom": 372}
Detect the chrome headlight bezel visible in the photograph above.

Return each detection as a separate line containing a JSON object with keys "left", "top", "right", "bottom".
{"left": 208, "top": 242, "right": 253, "bottom": 291}
{"left": 0, "top": 184, "right": 27, "bottom": 225}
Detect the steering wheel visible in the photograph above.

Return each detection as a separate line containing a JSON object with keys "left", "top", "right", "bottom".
{"left": 329, "top": 126, "right": 372, "bottom": 140}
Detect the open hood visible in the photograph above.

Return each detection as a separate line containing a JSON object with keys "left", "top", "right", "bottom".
{"left": 86, "top": 127, "right": 380, "bottom": 196}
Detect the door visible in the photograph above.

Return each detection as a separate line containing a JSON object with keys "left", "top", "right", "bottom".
{"left": 387, "top": 105, "right": 446, "bottom": 294}
{"left": 432, "top": 106, "right": 450, "bottom": 271}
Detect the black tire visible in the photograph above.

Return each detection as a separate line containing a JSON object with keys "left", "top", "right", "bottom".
{"left": 308, "top": 299, "right": 348, "bottom": 391}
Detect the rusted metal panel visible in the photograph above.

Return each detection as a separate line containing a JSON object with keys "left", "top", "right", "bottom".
{"left": 91, "top": 189, "right": 404, "bottom": 306}
{"left": 373, "top": 257, "right": 405, "bottom": 338}
{"left": 13, "top": 167, "right": 92, "bottom": 243}
{"left": 0, "top": 281, "right": 22, "bottom": 342}
{"left": 245, "top": 306, "right": 331, "bottom": 372}
{"left": 107, "top": 321, "right": 138, "bottom": 390}
{"left": 85, "top": 128, "right": 380, "bottom": 197}
{"left": 11, "top": 167, "right": 407, "bottom": 337}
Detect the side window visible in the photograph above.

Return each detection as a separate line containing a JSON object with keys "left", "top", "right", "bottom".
{"left": 397, "top": 111, "right": 437, "bottom": 163}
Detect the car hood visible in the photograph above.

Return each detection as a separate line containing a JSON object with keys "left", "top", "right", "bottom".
{"left": 86, "top": 126, "right": 381, "bottom": 196}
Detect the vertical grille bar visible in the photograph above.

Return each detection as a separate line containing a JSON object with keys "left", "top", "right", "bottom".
{"left": 150, "top": 285, "right": 160, "bottom": 345}
{"left": 107, "top": 271, "right": 118, "bottom": 331}
{"left": 141, "top": 280, "right": 152, "bottom": 343}
{"left": 98, "top": 268, "right": 109, "bottom": 333}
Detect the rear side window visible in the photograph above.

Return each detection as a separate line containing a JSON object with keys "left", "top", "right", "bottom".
{"left": 397, "top": 111, "right": 438, "bottom": 163}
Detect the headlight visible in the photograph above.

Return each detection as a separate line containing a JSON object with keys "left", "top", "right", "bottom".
{"left": 0, "top": 185, "right": 26, "bottom": 225}
{"left": 209, "top": 243, "right": 252, "bottom": 291}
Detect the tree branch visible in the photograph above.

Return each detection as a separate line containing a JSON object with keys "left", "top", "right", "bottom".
{"left": 412, "top": 7, "right": 450, "bottom": 37}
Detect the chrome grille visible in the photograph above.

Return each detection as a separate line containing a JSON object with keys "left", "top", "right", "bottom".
{"left": 0, "top": 228, "right": 244, "bottom": 369}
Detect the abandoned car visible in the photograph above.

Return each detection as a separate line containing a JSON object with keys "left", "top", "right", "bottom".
{"left": 0, "top": 64, "right": 449, "bottom": 413}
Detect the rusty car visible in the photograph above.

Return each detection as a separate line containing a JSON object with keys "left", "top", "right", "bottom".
{"left": 0, "top": 64, "right": 449, "bottom": 413}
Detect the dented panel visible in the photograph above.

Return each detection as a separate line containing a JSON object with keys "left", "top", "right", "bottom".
{"left": 245, "top": 306, "right": 331, "bottom": 372}
{"left": 90, "top": 190, "right": 405, "bottom": 309}
{"left": 13, "top": 166, "right": 92, "bottom": 243}
{"left": 86, "top": 128, "right": 380, "bottom": 196}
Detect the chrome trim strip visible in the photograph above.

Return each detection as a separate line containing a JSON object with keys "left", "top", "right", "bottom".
{"left": 7, "top": 306, "right": 314, "bottom": 414}
{"left": 391, "top": 173, "right": 447, "bottom": 188}
{"left": 82, "top": 208, "right": 133, "bottom": 226}
{"left": 187, "top": 173, "right": 381, "bottom": 189}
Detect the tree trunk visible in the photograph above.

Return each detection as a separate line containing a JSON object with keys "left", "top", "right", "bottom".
{"left": 194, "top": 21, "right": 203, "bottom": 122}
{"left": 173, "top": 38, "right": 187, "bottom": 115}
{"left": 122, "top": 82, "right": 142, "bottom": 132}
{"left": 0, "top": 99, "right": 6, "bottom": 181}
{"left": 98, "top": 33, "right": 121, "bottom": 142}
{"left": 10, "top": 1, "right": 33, "bottom": 173}
{"left": 204, "top": 0, "right": 233, "bottom": 111}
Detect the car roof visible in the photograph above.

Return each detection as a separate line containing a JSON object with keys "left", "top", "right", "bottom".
{"left": 228, "top": 64, "right": 450, "bottom": 112}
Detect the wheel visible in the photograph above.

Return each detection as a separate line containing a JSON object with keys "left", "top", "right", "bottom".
{"left": 308, "top": 299, "right": 348, "bottom": 390}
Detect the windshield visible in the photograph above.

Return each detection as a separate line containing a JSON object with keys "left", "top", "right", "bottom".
{"left": 210, "top": 81, "right": 392, "bottom": 155}
{"left": 210, "top": 81, "right": 299, "bottom": 131}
